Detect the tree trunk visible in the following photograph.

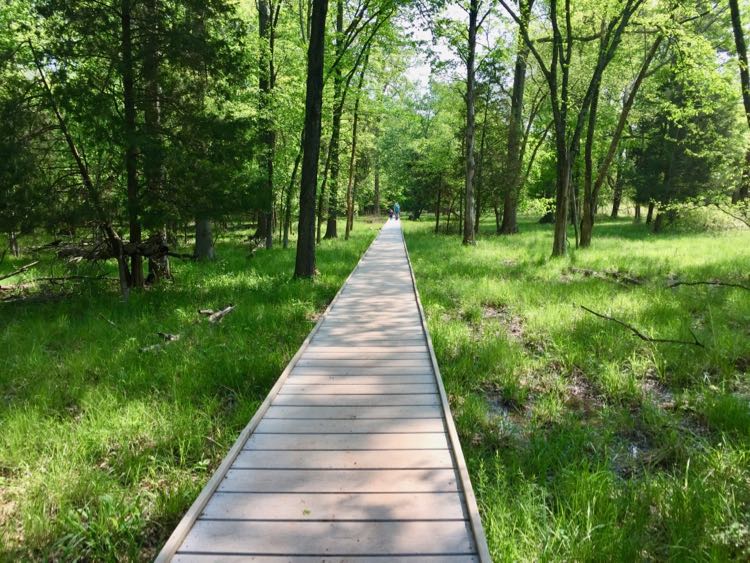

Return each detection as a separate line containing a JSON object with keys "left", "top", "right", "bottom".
{"left": 9, "top": 232, "right": 19, "bottom": 257}
{"left": 435, "top": 180, "right": 442, "bottom": 234}
{"left": 294, "top": 0, "right": 328, "bottom": 278}
{"left": 258, "top": 0, "right": 276, "bottom": 248}
{"left": 143, "top": 0, "right": 170, "bottom": 280}
{"left": 284, "top": 138, "right": 303, "bottom": 249}
{"left": 194, "top": 218, "right": 215, "bottom": 260}
{"left": 373, "top": 147, "right": 381, "bottom": 215}
{"left": 345, "top": 49, "right": 369, "bottom": 241}
{"left": 121, "top": 0, "right": 143, "bottom": 288}
{"left": 500, "top": 0, "right": 533, "bottom": 235}
{"left": 580, "top": 78, "right": 600, "bottom": 248}
{"left": 462, "top": 0, "right": 478, "bottom": 245}
{"left": 634, "top": 203, "right": 641, "bottom": 222}
{"left": 474, "top": 98, "right": 489, "bottom": 235}
{"left": 324, "top": 0, "right": 344, "bottom": 239}
{"left": 646, "top": 202, "right": 655, "bottom": 224}
{"left": 610, "top": 166, "right": 623, "bottom": 218}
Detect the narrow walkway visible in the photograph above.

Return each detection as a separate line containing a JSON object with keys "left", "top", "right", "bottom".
{"left": 157, "top": 220, "right": 490, "bottom": 562}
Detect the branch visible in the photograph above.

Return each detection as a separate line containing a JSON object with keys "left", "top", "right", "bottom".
{"left": 579, "top": 305, "right": 704, "bottom": 347}
{"left": 668, "top": 280, "right": 749, "bottom": 291}
{"left": 0, "top": 261, "right": 40, "bottom": 282}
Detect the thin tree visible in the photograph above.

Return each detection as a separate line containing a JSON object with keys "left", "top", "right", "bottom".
{"left": 463, "top": 0, "right": 479, "bottom": 245}
{"left": 295, "top": 0, "right": 329, "bottom": 278}
{"left": 730, "top": 0, "right": 750, "bottom": 201}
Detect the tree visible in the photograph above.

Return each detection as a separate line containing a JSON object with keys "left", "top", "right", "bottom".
{"left": 295, "top": 0, "right": 329, "bottom": 278}
{"left": 729, "top": 0, "right": 750, "bottom": 201}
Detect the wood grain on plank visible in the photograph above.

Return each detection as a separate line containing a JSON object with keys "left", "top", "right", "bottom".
{"left": 243, "top": 432, "right": 449, "bottom": 451}
{"left": 255, "top": 417, "right": 444, "bottom": 434}
{"left": 231, "top": 449, "right": 453, "bottom": 469}
{"left": 264, "top": 404, "right": 442, "bottom": 419}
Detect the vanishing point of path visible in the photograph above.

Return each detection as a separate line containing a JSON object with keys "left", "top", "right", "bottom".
{"left": 157, "top": 220, "right": 491, "bottom": 562}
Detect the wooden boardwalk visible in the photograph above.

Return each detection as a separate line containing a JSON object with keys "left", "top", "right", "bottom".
{"left": 157, "top": 220, "right": 490, "bottom": 562}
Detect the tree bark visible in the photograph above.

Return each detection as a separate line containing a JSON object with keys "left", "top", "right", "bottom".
{"left": 500, "top": 0, "right": 532, "bottom": 235}
{"left": 258, "top": 0, "right": 276, "bottom": 248}
{"left": 474, "top": 96, "right": 489, "bottom": 235}
{"left": 373, "top": 147, "right": 381, "bottom": 215}
{"left": 9, "top": 232, "right": 19, "bottom": 257}
{"left": 121, "top": 0, "right": 143, "bottom": 288}
{"left": 730, "top": 0, "right": 750, "bottom": 200}
{"left": 634, "top": 202, "right": 641, "bottom": 222}
{"left": 580, "top": 78, "right": 600, "bottom": 248}
{"left": 194, "top": 218, "right": 215, "bottom": 260}
{"left": 295, "top": 0, "right": 328, "bottom": 278}
{"left": 324, "top": 0, "right": 345, "bottom": 239}
{"left": 610, "top": 163, "right": 623, "bottom": 218}
{"left": 284, "top": 138, "right": 303, "bottom": 249}
{"left": 462, "top": 0, "right": 478, "bottom": 245}
{"left": 435, "top": 180, "right": 442, "bottom": 234}
{"left": 143, "top": 0, "right": 170, "bottom": 279}
{"left": 345, "top": 51, "right": 369, "bottom": 240}
{"left": 646, "top": 201, "right": 655, "bottom": 224}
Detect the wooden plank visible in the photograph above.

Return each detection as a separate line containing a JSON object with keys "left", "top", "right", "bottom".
{"left": 304, "top": 346, "right": 427, "bottom": 353}
{"left": 279, "top": 384, "right": 437, "bottom": 395}
{"left": 264, "top": 404, "right": 442, "bottom": 419}
{"left": 271, "top": 394, "right": 441, "bottom": 407}
{"left": 302, "top": 351, "right": 429, "bottom": 359}
{"left": 290, "top": 367, "right": 434, "bottom": 376}
{"left": 295, "top": 359, "right": 432, "bottom": 368}
{"left": 287, "top": 374, "right": 435, "bottom": 385}
{"left": 175, "top": 556, "right": 479, "bottom": 562}
{"left": 177, "top": 520, "right": 476, "bottom": 555}
{"left": 244, "top": 432, "right": 449, "bottom": 450}
{"left": 255, "top": 417, "right": 444, "bottom": 434}
{"left": 217, "top": 468, "right": 459, "bottom": 493}
{"left": 200, "top": 491, "right": 465, "bottom": 519}
{"left": 231, "top": 449, "right": 453, "bottom": 469}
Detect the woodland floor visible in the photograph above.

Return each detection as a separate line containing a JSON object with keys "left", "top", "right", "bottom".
{"left": 0, "top": 219, "right": 380, "bottom": 561}
{"left": 404, "top": 216, "right": 750, "bottom": 561}
{"left": 1, "top": 215, "right": 749, "bottom": 561}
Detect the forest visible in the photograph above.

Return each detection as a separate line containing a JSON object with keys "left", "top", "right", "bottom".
{"left": 1, "top": 0, "right": 749, "bottom": 560}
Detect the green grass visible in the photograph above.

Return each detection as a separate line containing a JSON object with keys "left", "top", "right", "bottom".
{"left": 404, "top": 216, "right": 750, "bottom": 562}
{"left": 0, "top": 220, "right": 379, "bottom": 560}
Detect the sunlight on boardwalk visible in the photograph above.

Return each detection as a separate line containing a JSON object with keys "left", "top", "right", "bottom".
{"left": 157, "top": 221, "right": 490, "bottom": 562}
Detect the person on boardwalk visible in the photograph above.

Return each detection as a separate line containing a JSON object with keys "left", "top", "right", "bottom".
{"left": 388, "top": 208, "right": 394, "bottom": 220}
{"left": 394, "top": 202, "right": 400, "bottom": 220}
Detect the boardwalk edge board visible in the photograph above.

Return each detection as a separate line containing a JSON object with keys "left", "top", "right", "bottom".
{"left": 400, "top": 227, "right": 493, "bottom": 563}
{"left": 155, "top": 240, "right": 374, "bottom": 562}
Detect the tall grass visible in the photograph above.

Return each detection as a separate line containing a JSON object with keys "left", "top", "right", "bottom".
{"left": 0, "top": 220, "right": 379, "bottom": 560}
{"left": 405, "top": 216, "right": 750, "bottom": 561}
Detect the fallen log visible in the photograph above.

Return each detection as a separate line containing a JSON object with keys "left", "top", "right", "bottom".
{"left": 569, "top": 267, "right": 641, "bottom": 286}
{"left": 208, "top": 305, "right": 235, "bottom": 323}
{"left": 0, "top": 261, "right": 40, "bottom": 283}
{"left": 667, "top": 279, "right": 749, "bottom": 291}
{"left": 140, "top": 332, "right": 180, "bottom": 352}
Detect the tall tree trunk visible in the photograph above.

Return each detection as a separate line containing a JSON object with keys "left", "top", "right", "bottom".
{"left": 462, "top": 0, "right": 478, "bottom": 245}
{"left": 610, "top": 162, "right": 623, "bottom": 218}
{"left": 580, "top": 79, "right": 600, "bottom": 248}
{"left": 284, "top": 138, "right": 303, "bottom": 249}
{"left": 474, "top": 98, "right": 489, "bottom": 235}
{"left": 500, "top": 0, "right": 533, "bottom": 235}
{"left": 373, "top": 148, "right": 381, "bottom": 215}
{"left": 345, "top": 50, "right": 369, "bottom": 240}
{"left": 258, "top": 0, "right": 276, "bottom": 248}
{"left": 194, "top": 218, "right": 215, "bottom": 260}
{"left": 144, "top": 0, "right": 170, "bottom": 281}
{"left": 634, "top": 202, "right": 641, "bottom": 222}
{"left": 295, "top": 0, "right": 328, "bottom": 278}
{"left": 121, "top": 0, "right": 143, "bottom": 288}
{"left": 730, "top": 0, "right": 750, "bottom": 200}
{"left": 8, "top": 232, "right": 19, "bottom": 257}
{"left": 435, "top": 180, "right": 442, "bottom": 234}
{"left": 646, "top": 201, "right": 655, "bottom": 224}
{"left": 324, "top": 0, "right": 344, "bottom": 239}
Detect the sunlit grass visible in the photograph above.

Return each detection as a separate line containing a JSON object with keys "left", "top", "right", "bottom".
{"left": 404, "top": 215, "right": 750, "bottom": 561}
{"left": 0, "top": 219, "right": 379, "bottom": 560}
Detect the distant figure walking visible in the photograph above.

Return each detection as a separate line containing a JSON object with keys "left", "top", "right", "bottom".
{"left": 388, "top": 208, "right": 394, "bottom": 220}
{"left": 394, "top": 202, "right": 400, "bottom": 221}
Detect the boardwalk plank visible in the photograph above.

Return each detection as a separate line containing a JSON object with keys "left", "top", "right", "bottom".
{"left": 177, "top": 520, "right": 476, "bottom": 555}
{"left": 244, "top": 432, "right": 449, "bottom": 450}
{"left": 255, "top": 417, "right": 444, "bottom": 434}
{"left": 217, "top": 468, "right": 459, "bottom": 493}
{"left": 271, "top": 394, "right": 441, "bottom": 406}
{"left": 200, "top": 491, "right": 465, "bottom": 519}
{"left": 231, "top": 449, "right": 453, "bottom": 469}
{"left": 287, "top": 374, "right": 435, "bottom": 384}
{"left": 264, "top": 405, "right": 442, "bottom": 419}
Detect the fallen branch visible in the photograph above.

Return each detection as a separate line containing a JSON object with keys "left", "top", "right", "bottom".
{"left": 98, "top": 313, "right": 119, "bottom": 330}
{"left": 0, "top": 261, "right": 40, "bottom": 283}
{"left": 208, "top": 305, "right": 235, "bottom": 323}
{"left": 667, "top": 280, "right": 749, "bottom": 291}
{"left": 579, "top": 305, "right": 705, "bottom": 348}
{"left": 140, "top": 332, "right": 180, "bottom": 352}
{"left": 570, "top": 267, "right": 641, "bottom": 285}
{"left": 198, "top": 308, "right": 214, "bottom": 316}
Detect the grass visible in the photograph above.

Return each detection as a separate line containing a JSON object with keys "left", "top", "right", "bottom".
{"left": 0, "top": 219, "right": 380, "bottom": 560}
{"left": 403, "top": 216, "right": 750, "bottom": 562}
